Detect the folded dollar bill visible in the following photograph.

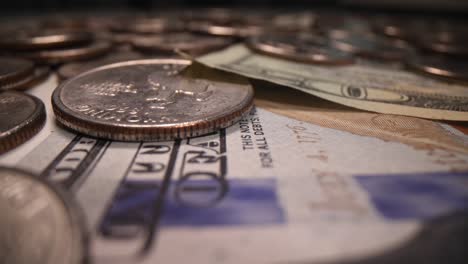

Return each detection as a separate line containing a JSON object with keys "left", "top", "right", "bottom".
{"left": 197, "top": 44, "right": 468, "bottom": 121}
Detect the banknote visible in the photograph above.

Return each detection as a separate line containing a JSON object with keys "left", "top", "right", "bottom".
{"left": 1, "top": 73, "right": 468, "bottom": 264}
{"left": 196, "top": 44, "right": 468, "bottom": 121}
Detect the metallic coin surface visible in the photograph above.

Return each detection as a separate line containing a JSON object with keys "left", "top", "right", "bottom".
{"left": 0, "top": 29, "right": 93, "bottom": 50}
{"left": 0, "top": 57, "right": 34, "bottom": 85}
{"left": 52, "top": 59, "right": 254, "bottom": 141}
{"left": 0, "top": 66, "right": 50, "bottom": 91}
{"left": 0, "top": 167, "right": 86, "bottom": 264}
{"left": 329, "top": 31, "right": 413, "bottom": 61}
{"left": 131, "top": 33, "right": 233, "bottom": 55}
{"left": 407, "top": 54, "right": 468, "bottom": 82}
{"left": 247, "top": 34, "right": 354, "bottom": 65}
{"left": 57, "top": 51, "right": 142, "bottom": 80}
{"left": 0, "top": 92, "right": 45, "bottom": 154}
{"left": 18, "top": 40, "right": 113, "bottom": 64}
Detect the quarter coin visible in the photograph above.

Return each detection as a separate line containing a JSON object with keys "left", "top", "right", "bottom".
{"left": 0, "top": 166, "right": 87, "bottom": 264}
{"left": 52, "top": 59, "right": 254, "bottom": 141}
{"left": 247, "top": 34, "right": 354, "bottom": 65}
{"left": 0, "top": 92, "right": 45, "bottom": 154}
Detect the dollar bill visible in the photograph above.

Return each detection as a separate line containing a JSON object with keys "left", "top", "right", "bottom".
{"left": 1, "top": 73, "right": 468, "bottom": 263}
{"left": 197, "top": 44, "right": 468, "bottom": 121}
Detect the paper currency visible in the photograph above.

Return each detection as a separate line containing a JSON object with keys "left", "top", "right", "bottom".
{"left": 1, "top": 75, "right": 468, "bottom": 264}
{"left": 197, "top": 44, "right": 468, "bottom": 121}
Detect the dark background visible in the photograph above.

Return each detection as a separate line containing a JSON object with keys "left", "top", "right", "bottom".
{"left": 1, "top": 0, "right": 468, "bottom": 12}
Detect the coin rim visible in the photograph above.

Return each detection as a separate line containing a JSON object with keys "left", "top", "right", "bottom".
{"left": 0, "top": 166, "right": 88, "bottom": 264}
{"left": 52, "top": 58, "right": 254, "bottom": 141}
{"left": 0, "top": 91, "right": 46, "bottom": 154}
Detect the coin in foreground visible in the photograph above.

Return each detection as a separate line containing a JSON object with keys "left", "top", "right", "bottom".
{"left": 52, "top": 59, "right": 254, "bottom": 141}
{"left": 0, "top": 92, "right": 46, "bottom": 154}
{"left": 0, "top": 167, "right": 86, "bottom": 264}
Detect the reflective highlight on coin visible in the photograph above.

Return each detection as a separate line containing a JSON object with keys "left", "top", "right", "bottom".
{"left": 52, "top": 59, "right": 254, "bottom": 141}
{"left": 0, "top": 167, "right": 86, "bottom": 264}
{"left": 0, "top": 92, "right": 46, "bottom": 154}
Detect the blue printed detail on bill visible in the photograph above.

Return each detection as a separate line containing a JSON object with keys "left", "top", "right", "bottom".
{"left": 355, "top": 171, "right": 468, "bottom": 220}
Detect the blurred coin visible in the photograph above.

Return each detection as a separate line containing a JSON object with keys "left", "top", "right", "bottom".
{"left": 329, "top": 31, "right": 413, "bottom": 61}
{"left": 272, "top": 12, "right": 317, "bottom": 32}
{"left": 407, "top": 54, "right": 468, "bottom": 82}
{"left": 57, "top": 51, "right": 143, "bottom": 80}
{"left": 0, "top": 29, "right": 93, "bottom": 51}
{"left": 247, "top": 34, "right": 354, "bottom": 65}
{"left": 188, "top": 18, "right": 265, "bottom": 38}
{"left": 52, "top": 59, "right": 254, "bottom": 141}
{"left": 131, "top": 33, "right": 233, "bottom": 55}
{"left": 0, "top": 92, "right": 45, "bottom": 153}
{"left": 0, "top": 166, "right": 86, "bottom": 264}
{"left": 17, "top": 40, "right": 113, "bottom": 65}
{"left": 372, "top": 16, "right": 413, "bottom": 39}
{"left": 0, "top": 66, "right": 50, "bottom": 91}
{"left": 111, "top": 17, "right": 185, "bottom": 34}
{"left": 0, "top": 57, "right": 34, "bottom": 85}
{"left": 419, "top": 41, "right": 468, "bottom": 57}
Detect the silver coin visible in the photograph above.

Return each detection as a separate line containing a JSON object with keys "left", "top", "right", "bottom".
{"left": 247, "top": 34, "right": 354, "bottom": 65}
{"left": 0, "top": 92, "right": 46, "bottom": 153}
{"left": 57, "top": 51, "right": 143, "bottom": 80}
{"left": 0, "top": 167, "right": 86, "bottom": 264}
{"left": 52, "top": 59, "right": 254, "bottom": 141}
{"left": 406, "top": 54, "right": 468, "bottom": 82}
{"left": 0, "top": 57, "right": 35, "bottom": 85}
{"left": 131, "top": 32, "right": 233, "bottom": 55}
